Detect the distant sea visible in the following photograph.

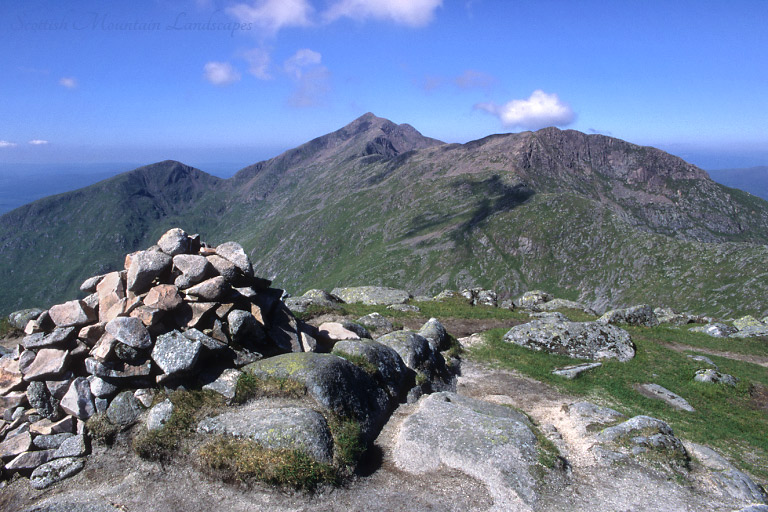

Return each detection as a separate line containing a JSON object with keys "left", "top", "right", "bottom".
{"left": 0, "top": 163, "right": 244, "bottom": 215}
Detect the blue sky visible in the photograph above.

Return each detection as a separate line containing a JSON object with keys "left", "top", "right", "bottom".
{"left": 1, "top": 0, "right": 766, "bottom": 170}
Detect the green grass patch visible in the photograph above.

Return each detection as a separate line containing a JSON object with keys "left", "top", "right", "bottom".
{"left": 133, "top": 389, "right": 225, "bottom": 461}
{"left": 327, "top": 415, "right": 365, "bottom": 470}
{"left": 333, "top": 350, "right": 379, "bottom": 376}
{"left": 233, "top": 373, "right": 307, "bottom": 404}
{"left": 198, "top": 436, "right": 338, "bottom": 491}
{"left": 86, "top": 412, "right": 121, "bottom": 445}
{"left": 469, "top": 326, "right": 768, "bottom": 484}
{"left": 0, "top": 317, "right": 21, "bottom": 338}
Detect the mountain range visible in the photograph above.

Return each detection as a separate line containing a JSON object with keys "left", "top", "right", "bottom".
{"left": 1, "top": 113, "right": 767, "bottom": 317}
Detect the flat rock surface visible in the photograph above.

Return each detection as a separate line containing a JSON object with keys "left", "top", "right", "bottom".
{"left": 636, "top": 383, "right": 695, "bottom": 412}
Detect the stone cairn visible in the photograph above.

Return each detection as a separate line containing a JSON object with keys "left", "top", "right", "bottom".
{"left": 0, "top": 228, "right": 304, "bottom": 487}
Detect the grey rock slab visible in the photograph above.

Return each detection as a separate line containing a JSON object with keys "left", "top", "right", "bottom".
{"left": 52, "top": 434, "right": 88, "bottom": 458}
{"left": 84, "top": 357, "right": 152, "bottom": 380}
{"left": 597, "top": 304, "right": 659, "bottom": 327}
{"left": 245, "top": 353, "right": 389, "bottom": 441}
{"left": 637, "top": 383, "right": 695, "bottom": 411}
{"left": 687, "top": 354, "right": 717, "bottom": 367}
{"left": 552, "top": 362, "right": 602, "bottom": 379}
{"left": 387, "top": 304, "right": 420, "bottom": 312}
{"left": 198, "top": 402, "right": 334, "bottom": 464}
{"left": 184, "top": 276, "right": 230, "bottom": 301}
{"left": 105, "top": 316, "right": 152, "bottom": 349}
{"left": 173, "top": 254, "right": 212, "bottom": 288}
{"left": 157, "top": 228, "right": 191, "bottom": 256}
{"left": 215, "top": 241, "right": 253, "bottom": 278}
{"left": 503, "top": 320, "right": 635, "bottom": 362}
{"left": 227, "top": 309, "right": 265, "bottom": 345}
{"left": 126, "top": 250, "right": 172, "bottom": 294}
{"left": 48, "top": 300, "right": 97, "bottom": 328}
{"left": 393, "top": 392, "right": 547, "bottom": 510}
{"left": 29, "top": 415, "right": 76, "bottom": 436}
{"left": 106, "top": 390, "right": 143, "bottom": 426}
{"left": 22, "top": 327, "right": 76, "bottom": 350}
{"left": 88, "top": 376, "right": 119, "bottom": 398}
{"left": 79, "top": 274, "right": 105, "bottom": 293}
{"left": 733, "top": 315, "right": 764, "bottom": 330}
{"left": 206, "top": 254, "right": 238, "bottom": 282}
{"left": 183, "top": 328, "right": 227, "bottom": 352}
{"left": 357, "top": 312, "right": 395, "bottom": 334}
{"left": 537, "top": 298, "right": 593, "bottom": 314}
{"left": 200, "top": 368, "right": 242, "bottom": 402}
{"left": 146, "top": 399, "right": 173, "bottom": 431}
{"left": 418, "top": 317, "right": 450, "bottom": 352}
{"left": 565, "top": 401, "right": 626, "bottom": 437}
{"left": 22, "top": 349, "right": 70, "bottom": 381}
{"left": 0, "top": 431, "right": 32, "bottom": 460}
{"left": 694, "top": 369, "right": 738, "bottom": 386}
{"left": 32, "top": 433, "right": 75, "bottom": 450}
{"left": 516, "top": 290, "right": 553, "bottom": 309}
{"left": 4, "top": 449, "right": 56, "bottom": 473}
{"left": 267, "top": 301, "right": 303, "bottom": 354}
{"left": 595, "top": 415, "right": 689, "bottom": 468}
{"left": 29, "top": 456, "right": 85, "bottom": 490}
{"left": 375, "top": 330, "right": 433, "bottom": 371}
{"left": 151, "top": 330, "right": 202, "bottom": 376}
{"left": 331, "top": 286, "right": 412, "bottom": 306}
{"left": 60, "top": 377, "right": 96, "bottom": 420}
{"left": 301, "top": 289, "right": 342, "bottom": 305}
{"left": 730, "top": 324, "right": 768, "bottom": 338}
{"left": 685, "top": 441, "right": 768, "bottom": 505}
{"left": 333, "top": 339, "right": 409, "bottom": 400}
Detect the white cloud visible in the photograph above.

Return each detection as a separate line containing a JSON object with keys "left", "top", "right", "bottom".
{"left": 0, "top": 140, "right": 17, "bottom": 148}
{"left": 475, "top": 90, "right": 576, "bottom": 130}
{"left": 227, "top": 0, "right": 313, "bottom": 34}
{"left": 284, "top": 48, "right": 322, "bottom": 79}
{"left": 28, "top": 139, "right": 49, "bottom": 145}
{"left": 324, "top": 0, "right": 442, "bottom": 26}
{"left": 244, "top": 47, "right": 272, "bottom": 80}
{"left": 59, "top": 77, "right": 78, "bottom": 89}
{"left": 203, "top": 61, "right": 241, "bottom": 86}
{"left": 283, "top": 49, "right": 329, "bottom": 107}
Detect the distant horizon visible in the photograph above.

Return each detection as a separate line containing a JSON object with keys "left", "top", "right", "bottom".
{"left": 2, "top": 1, "right": 766, "bottom": 170}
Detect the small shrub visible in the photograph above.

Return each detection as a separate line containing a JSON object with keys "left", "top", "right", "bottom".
{"left": 327, "top": 415, "right": 365, "bottom": 470}
{"left": 444, "top": 334, "right": 464, "bottom": 359}
{"left": 0, "top": 317, "right": 21, "bottom": 338}
{"left": 233, "top": 373, "right": 307, "bottom": 404}
{"left": 198, "top": 436, "right": 338, "bottom": 490}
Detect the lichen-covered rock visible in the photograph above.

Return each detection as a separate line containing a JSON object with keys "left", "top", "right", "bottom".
{"left": 418, "top": 318, "right": 450, "bottom": 352}
{"left": 597, "top": 304, "right": 659, "bottom": 327}
{"left": 227, "top": 309, "right": 265, "bottom": 345}
{"left": 331, "top": 286, "right": 411, "bottom": 306}
{"left": 654, "top": 307, "right": 707, "bottom": 325}
{"left": 375, "top": 330, "right": 455, "bottom": 396}
{"left": 151, "top": 330, "right": 202, "bottom": 378}
{"left": 244, "top": 353, "right": 389, "bottom": 440}
{"left": 394, "top": 392, "right": 558, "bottom": 509}
{"left": 516, "top": 290, "right": 553, "bottom": 309}
{"left": 184, "top": 276, "right": 231, "bottom": 301}
{"left": 26, "top": 381, "right": 60, "bottom": 420}
{"left": 146, "top": 399, "right": 173, "bottom": 431}
{"left": 637, "top": 383, "right": 695, "bottom": 412}
{"left": 551, "top": 362, "right": 602, "bottom": 380}
{"left": 105, "top": 317, "right": 152, "bottom": 349}
{"left": 29, "top": 456, "right": 85, "bottom": 489}
{"left": 22, "top": 327, "right": 76, "bottom": 350}
{"left": 106, "top": 390, "right": 143, "bottom": 426}
{"left": 357, "top": 312, "right": 395, "bottom": 334}
{"left": 595, "top": 415, "right": 690, "bottom": 469}
{"left": 694, "top": 369, "right": 738, "bottom": 386}
{"left": 733, "top": 315, "right": 764, "bottom": 330}
{"left": 198, "top": 403, "right": 334, "bottom": 464}
{"left": 8, "top": 308, "right": 44, "bottom": 330}
{"left": 332, "top": 339, "right": 409, "bottom": 400}
{"left": 215, "top": 241, "right": 253, "bottom": 278}
{"left": 690, "top": 323, "right": 738, "bottom": 337}
{"left": 200, "top": 368, "right": 242, "bottom": 402}
{"left": 503, "top": 320, "right": 635, "bottom": 362}
{"left": 157, "top": 228, "right": 191, "bottom": 256}
{"left": 172, "top": 254, "right": 211, "bottom": 289}
{"left": 126, "top": 250, "right": 172, "bottom": 294}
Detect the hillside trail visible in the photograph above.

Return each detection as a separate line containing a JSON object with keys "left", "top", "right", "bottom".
{"left": 661, "top": 340, "right": 768, "bottom": 368}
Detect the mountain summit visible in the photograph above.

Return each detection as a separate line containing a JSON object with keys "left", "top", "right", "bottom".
{"left": 1, "top": 115, "right": 767, "bottom": 315}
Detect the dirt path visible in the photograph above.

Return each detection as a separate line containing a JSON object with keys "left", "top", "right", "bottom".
{"left": 662, "top": 340, "right": 768, "bottom": 368}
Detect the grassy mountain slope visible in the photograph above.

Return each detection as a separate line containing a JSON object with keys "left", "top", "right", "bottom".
{"left": 1, "top": 115, "right": 767, "bottom": 317}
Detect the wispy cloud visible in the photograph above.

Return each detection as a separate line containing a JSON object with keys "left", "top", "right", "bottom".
{"left": 475, "top": 90, "right": 576, "bottom": 130}
{"left": 59, "top": 77, "right": 78, "bottom": 89}
{"left": 28, "top": 139, "right": 49, "bottom": 145}
{"left": 243, "top": 47, "right": 272, "bottom": 80}
{"left": 0, "top": 140, "right": 18, "bottom": 148}
{"left": 324, "top": 0, "right": 443, "bottom": 26}
{"left": 283, "top": 49, "right": 330, "bottom": 107}
{"left": 454, "top": 70, "right": 496, "bottom": 90}
{"left": 203, "top": 61, "right": 241, "bottom": 86}
{"left": 227, "top": 0, "right": 313, "bottom": 35}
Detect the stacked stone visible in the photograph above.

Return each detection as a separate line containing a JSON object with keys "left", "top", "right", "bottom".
{"left": 0, "top": 228, "right": 302, "bottom": 483}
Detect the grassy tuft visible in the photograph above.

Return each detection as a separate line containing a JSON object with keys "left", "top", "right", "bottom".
{"left": 0, "top": 317, "right": 21, "bottom": 338}
{"left": 233, "top": 373, "right": 307, "bottom": 404}
{"left": 198, "top": 436, "right": 338, "bottom": 491}
{"left": 86, "top": 412, "right": 120, "bottom": 445}
{"left": 327, "top": 415, "right": 365, "bottom": 470}
{"left": 333, "top": 351, "right": 379, "bottom": 377}
{"left": 133, "top": 389, "right": 224, "bottom": 461}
